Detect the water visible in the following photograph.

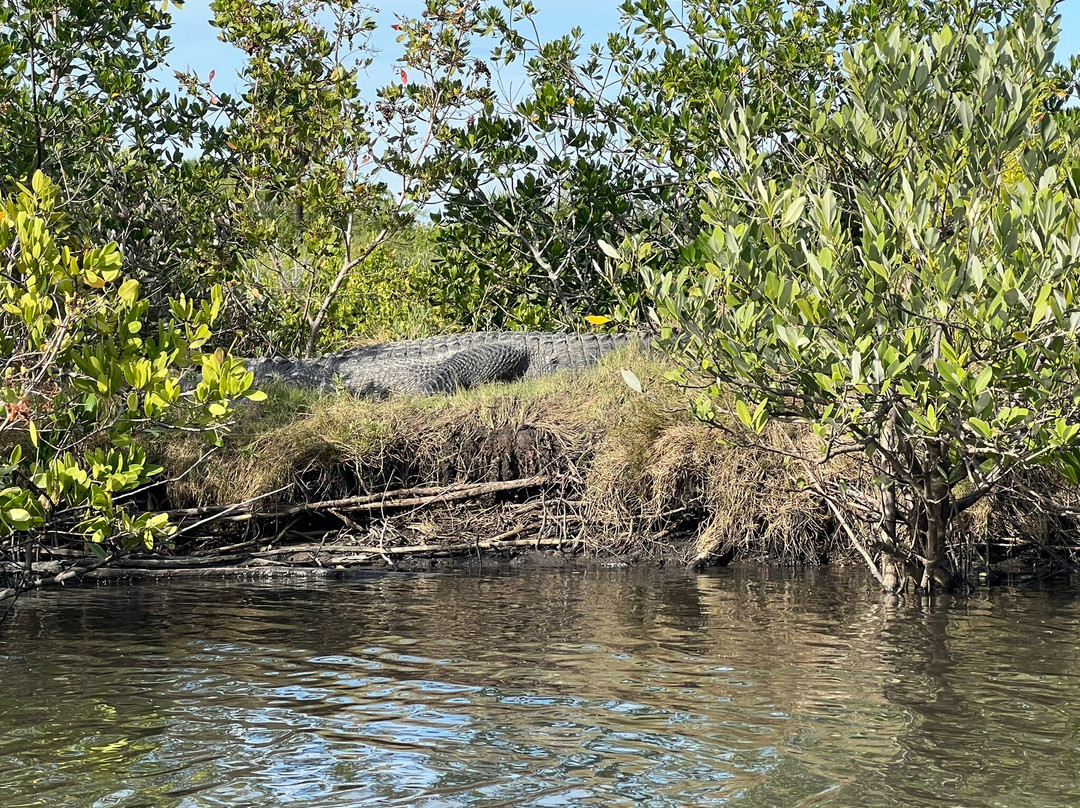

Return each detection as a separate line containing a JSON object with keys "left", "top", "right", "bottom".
{"left": 2, "top": 566, "right": 1080, "bottom": 807}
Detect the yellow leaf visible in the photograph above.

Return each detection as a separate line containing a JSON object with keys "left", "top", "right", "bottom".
{"left": 117, "top": 278, "right": 140, "bottom": 305}
{"left": 584, "top": 315, "right": 611, "bottom": 326}
{"left": 7, "top": 508, "right": 32, "bottom": 528}
{"left": 28, "top": 420, "right": 38, "bottom": 447}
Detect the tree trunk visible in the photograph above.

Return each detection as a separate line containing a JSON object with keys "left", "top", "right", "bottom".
{"left": 303, "top": 225, "right": 389, "bottom": 358}
{"left": 879, "top": 407, "right": 902, "bottom": 592}
{"left": 917, "top": 442, "right": 952, "bottom": 592}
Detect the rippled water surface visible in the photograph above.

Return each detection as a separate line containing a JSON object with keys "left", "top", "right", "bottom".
{"left": 3, "top": 567, "right": 1080, "bottom": 807}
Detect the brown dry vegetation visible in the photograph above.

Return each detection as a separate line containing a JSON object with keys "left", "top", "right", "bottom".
{"left": 147, "top": 345, "right": 844, "bottom": 568}
{"left": 146, "top": 345, "right": 1080, "bottom": 574}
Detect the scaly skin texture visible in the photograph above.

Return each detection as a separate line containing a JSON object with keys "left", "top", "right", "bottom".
{"left": 248, "top": 332, "right": 636, "bottom": 397}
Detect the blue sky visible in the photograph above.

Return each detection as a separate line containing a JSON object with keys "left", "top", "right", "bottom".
{"left": 168, "top": 0, "right": 1080, "bottom": 96}
{"left": 167, "top": 0, "right": 622, "bottom": 94}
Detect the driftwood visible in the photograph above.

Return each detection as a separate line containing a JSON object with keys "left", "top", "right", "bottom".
{"left": 0, "top": 475, "right": 592, "bottom": 605}
{"left": 168, "top": 476, "right": 551, "bottom": 525}
{"left": 162, "top": 476, "right": 570, "bottom": 571}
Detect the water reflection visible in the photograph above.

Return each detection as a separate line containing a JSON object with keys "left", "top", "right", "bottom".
{"left": 2, "top": 567, "right": 1079, "bottom": 807}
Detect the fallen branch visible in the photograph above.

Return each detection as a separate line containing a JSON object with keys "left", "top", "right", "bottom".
{"left": 170, "top": 484, "right": 296, "bottom": 537}
{"left": 0, "top": 551, "right": 119, "bottom": 604}
{"left": 783, "top": 433, "right": 884, "bottom": 585}
{"left": 171, "top": 476, "right": 550, "bottom": 528}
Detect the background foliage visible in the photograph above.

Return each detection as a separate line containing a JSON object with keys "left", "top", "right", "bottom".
{"left": 643, "top": 4, "right": 1080, "bottom": 589}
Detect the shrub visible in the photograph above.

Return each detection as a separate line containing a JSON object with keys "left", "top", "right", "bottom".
{"left": 0, "top": 174, "right": 260, "bottom": 564}
{"left": 647, "top": 5, "right": 1080, "bottom": 590}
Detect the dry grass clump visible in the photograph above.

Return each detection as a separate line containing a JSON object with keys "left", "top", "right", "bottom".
{"left": 584, "top": 414, "right": 855, "bottom": 564}
{"left": 950, "top": 466, "right": 1080, "bottom": 571}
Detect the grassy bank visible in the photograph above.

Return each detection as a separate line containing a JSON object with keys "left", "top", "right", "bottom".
{"left": 149, "top": 346, "right": 1080, "bottom": 573}
{"left": 150, "top": 346, "right": 837, "bottom": 567}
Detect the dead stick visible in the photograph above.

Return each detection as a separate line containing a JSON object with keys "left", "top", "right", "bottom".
{"left": 166, "top": 483, "right": 295, "bottom": 519}
{"left": 782, "top": 434, "right": 884, "bottom": 585}
{"left": 171, "top": 485, "right": 295, "bottom": 537}
{"left": 168, "top": 478, "right": 548, "bottom": 521}
{"left": 185, "top": 477, "right": 550, "bottom": 526}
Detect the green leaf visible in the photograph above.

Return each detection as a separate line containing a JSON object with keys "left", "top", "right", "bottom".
{"left": 736, "top": 399, "right": 753, "bottom": 430}
{"left": 6, "top": 508, "right": 33, "bottom": 529}
{"left": 752, "top": 399, "right": 768, "bottom": 434}
{"left": 597, "top": 239, "right": 621, "bottom": 259}
{"left": 117, "top": 278, "right": 140, "bottom": 306}
{"left": 781, "top": 196, "right": 806, "bottom": 228}
{"left": 1031, "top": 283, "right": 1053, "bottom": 329}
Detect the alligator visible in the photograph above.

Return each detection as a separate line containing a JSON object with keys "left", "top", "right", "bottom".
{"left": 247, "top": 332, "right": 636, "bottom": 397}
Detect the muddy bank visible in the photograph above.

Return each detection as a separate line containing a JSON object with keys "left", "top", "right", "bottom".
{"left": 11, "top": 348, "right": 1080, "bottom": 596}
{"left": 138, "top": 348, "right": 841, "bottom": 574}
{"left": 129, "top": 347, "right": 1080, "bottom": 581}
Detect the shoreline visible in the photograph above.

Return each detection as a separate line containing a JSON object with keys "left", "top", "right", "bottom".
{"left": 145, "top": 346, "right": 836, "bottom": 574}
{"left": 6, "top": 346, "right": 1080, "bottom": 601}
